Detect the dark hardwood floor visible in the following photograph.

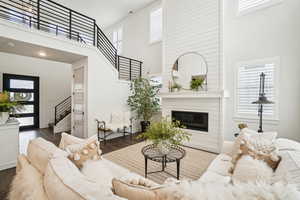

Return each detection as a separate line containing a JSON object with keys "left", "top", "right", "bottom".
{"left": 0, "top": 129, "right": 142, "bottom": 200}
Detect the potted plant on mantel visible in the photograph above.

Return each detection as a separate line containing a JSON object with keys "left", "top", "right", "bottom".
{"left": 127, "top": 78, "right": 161, "bottom": 132}
{"left": 190, "top": 76, "right": 205, "bottom": 91}
{"left": 0, "top": 91, "right": 22, "bottom": 125}
{"left": 138, "top": 118, "right": 191, "bottom": 154}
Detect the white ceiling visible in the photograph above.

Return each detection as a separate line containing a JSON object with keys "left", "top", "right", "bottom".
{"left": 0, "top": 37, "right": 85, "bottom": 63}
{"left": 54, "top": 0, "right": 157, "bottom": 29}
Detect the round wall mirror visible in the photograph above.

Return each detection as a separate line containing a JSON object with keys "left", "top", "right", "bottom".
{"left": 171, "top": 52, "right": 208, "bottom": 91}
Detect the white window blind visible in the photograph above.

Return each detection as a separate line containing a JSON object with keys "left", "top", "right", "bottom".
{"left": 113, "top": 27, "right": 123, "bottom": 54}
{"left": 238, "top": 0, "right": 282, "bottom": 14}
{"left": 237, "top": 62, "right": 277, "bottom": 118}
{"left": 150, "top": 7, "right": 162, "bottom": 43}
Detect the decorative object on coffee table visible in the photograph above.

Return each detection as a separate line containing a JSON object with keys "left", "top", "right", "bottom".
{"left": 127, "top": 78, "right": 161, "bottom": 132}
{"left": 252, "top": 72, "right": 274, "bottom": 133}
{"left": 142, "top": 144, "right": 186, "bottom": 180}
{"left": 137, "top": 118, "right": 190, "bottom": 155}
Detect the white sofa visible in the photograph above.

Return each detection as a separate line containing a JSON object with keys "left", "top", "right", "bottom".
{"left": 8, "top": 136, "right": 300, "bottom": 200}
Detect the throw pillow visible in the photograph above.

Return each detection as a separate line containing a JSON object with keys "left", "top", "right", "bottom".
{"left": 27, "top": 137, "right": 68, "bottom": 175}
{"left": 8, "top": 155, "right": 48, "bottom": 200}
{"left": 232, "top": 155, "right": 274, "bottom": 184}
{"left": 59, "top": 132, "right": 85, "bottom": 150}
{"left": 112, "top": 177, "right": 160, "bottom": 200}
{"left": 66, "top": 136, "right": 102, "bottom": 169}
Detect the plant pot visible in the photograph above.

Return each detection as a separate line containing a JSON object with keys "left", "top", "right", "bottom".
{"left": 157, "top": 141, "right": 171, "bottom": 155}
{"left": 140, "top": 121, "right": 150, "bottom": 133}
{"left": 0, "top": 112, "right": 9, "bottom": 125}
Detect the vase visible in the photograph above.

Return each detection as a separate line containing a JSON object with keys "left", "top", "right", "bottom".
{"left": 157, "top": 141, "right": 171, "bottom": 155}
{"left": 0, "top": 112, "right": 9, "bottom": 125}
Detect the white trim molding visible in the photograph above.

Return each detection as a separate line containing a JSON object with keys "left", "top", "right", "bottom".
{"left": 237, "top": 0, "right": 283, "bottom": 16}
{"left": 234, "top": 57, "right": 280, "bottom": 123}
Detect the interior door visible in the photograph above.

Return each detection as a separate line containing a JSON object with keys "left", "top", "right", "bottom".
{"left": 3, "top": 73, "right": 40, "bottom": 130}
{"left": 72, "top": 67, "right": 85, "bottom": 138}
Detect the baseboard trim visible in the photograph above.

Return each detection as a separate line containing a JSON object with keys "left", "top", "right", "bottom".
{"left": 0, "top": 161, "right": 16, "bottom": 171}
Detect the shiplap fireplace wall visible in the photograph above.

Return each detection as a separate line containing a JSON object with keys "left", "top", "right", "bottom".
{"left": 161, "top": 0, "right": 224, "bottom": 153}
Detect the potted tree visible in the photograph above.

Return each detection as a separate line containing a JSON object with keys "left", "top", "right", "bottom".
{"left": 127, "top": 78, "right": 161, "bottom": 132}
{"left": 138, "top": 118, "right": 191, "bottom": 154}
{"left": 0, "top": 91, "right": 21, "bottom": 125}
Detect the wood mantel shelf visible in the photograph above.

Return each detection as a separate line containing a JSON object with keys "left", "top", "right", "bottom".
{"left": 159, "top": 90, "right": 230, "bottom": 99}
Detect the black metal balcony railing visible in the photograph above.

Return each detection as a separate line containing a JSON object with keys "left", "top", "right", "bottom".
{"left": 0, "top": 0, "right": 142, "bottom": 81}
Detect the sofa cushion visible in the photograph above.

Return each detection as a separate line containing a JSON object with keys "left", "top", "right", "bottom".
{"left": 8, "top": 155, "right": 49, "bottom": 200}
{"left": 81, "top": 159, "right": 130, "bottom": 188}
{"left": 274, "top": 151, "right": 300, "bottom": 190}
{"left": 206, "top": 154, "right": 233, "bottom": 177}
{"left": 232, "top": 155, "right": 274, "bottom": 184}
{"left": 276, "top": 138, "right": 300, "bottom": 152}
{"left": 44, "top": 157, "right": 117, "bottom": 200}
{"left": 27, "top": 138, "right": 68, "bottom": 175}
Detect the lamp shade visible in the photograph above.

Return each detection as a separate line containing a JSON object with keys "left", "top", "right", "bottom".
{"left": 252, "top": 95, "right": 274, "bottom": 105}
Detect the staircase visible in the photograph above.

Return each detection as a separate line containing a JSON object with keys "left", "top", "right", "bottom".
{"left": 0, "top": 0, "right": 143, "bottom": 81}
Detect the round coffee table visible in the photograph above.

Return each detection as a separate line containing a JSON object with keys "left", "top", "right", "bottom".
{"left": 141, "top": 144, "right": 186, "bottom": 180}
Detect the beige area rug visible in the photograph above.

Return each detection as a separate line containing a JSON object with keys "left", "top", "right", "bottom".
{"left": 103, "top": 142, "right": 217, "bottom": 184}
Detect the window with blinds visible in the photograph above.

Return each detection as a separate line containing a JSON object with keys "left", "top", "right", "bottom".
{"left": 238, "top": 0, "right": 282, "bottom": 15}
{"left": 113, "top": 27, "right": 123, "bottom": 54}
{"left": 236, "top": 59, "right": 278, "bottom": 119}
{"left": 150, "top": 7, "right": 162, "bottom": 44}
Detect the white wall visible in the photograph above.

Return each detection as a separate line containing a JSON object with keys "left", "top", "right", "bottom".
{"left": 224, "top": 0, "right": 300, "bottom": 141}
{"left": 105, "top": 0, "right": 163, "bottom": 76}
{"left": 0, "top": 52, "right": 72, "bottom": 128}
{"left": 0, "top": 20, "right": 131, "bottom": 137}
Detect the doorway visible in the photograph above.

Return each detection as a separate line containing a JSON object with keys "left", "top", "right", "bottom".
{"left": 3, "top": 73, "right": 40, "bottom": 130}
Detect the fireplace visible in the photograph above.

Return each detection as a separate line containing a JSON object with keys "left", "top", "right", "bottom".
{"left": 172, "top": 111, "right": 209, "bottom": 132}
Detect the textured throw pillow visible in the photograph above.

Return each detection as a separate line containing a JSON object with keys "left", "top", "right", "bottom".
{"left": 66, "top": 136, "right": 102, "bottom": 169}
{"left": 232, "top": 155, "right": 274, "bottom": 184}
{"left": 8, "top": 155, "right": 48, "bottom": 200}
{"left": 112, "top": 175, "right": 161, "bottom": 200}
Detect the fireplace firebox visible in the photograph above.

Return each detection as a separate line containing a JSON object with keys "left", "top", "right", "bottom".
{"left": 172, "top": 111, "right": 208, "bottom": 132}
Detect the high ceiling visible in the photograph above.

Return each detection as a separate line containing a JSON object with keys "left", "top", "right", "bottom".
{"left": 54, "top": 0, "right": 157, "bottom": 29}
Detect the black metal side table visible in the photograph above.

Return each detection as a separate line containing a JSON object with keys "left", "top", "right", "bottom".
{"left": 141, "top": 144, "right": 186, "bottom": 180}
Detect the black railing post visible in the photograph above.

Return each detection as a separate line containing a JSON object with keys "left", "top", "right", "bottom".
{"left": 37, "top": 0, "right": 40, "bottom": 29}
{"left": 69, "top": 10, "right": 72, "bottom": 39}
{"left": 93, "top": 22, "right": 96, "bottom": 46}
{"left": 129, "top": 59, "right": 132, "bottom": 81}
{"left": 140, "top": 62, "right": 142, "bottom": 77}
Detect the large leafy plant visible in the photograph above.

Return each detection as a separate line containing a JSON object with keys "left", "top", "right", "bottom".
{"left": 138, "top": 118, "right": 191, "bottom": 146}
{"left": 0, "top": 91, "right": 22, "bottom": 113}
{"left": 127, "top": 78, "right": 161, "bottom": 121}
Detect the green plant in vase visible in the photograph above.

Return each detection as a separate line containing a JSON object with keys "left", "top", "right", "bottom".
{"left": 171, "top": 82, "right": 182, "bottom": 92}
{"left": 127, "top": 78, "right": 161, "bottom": 132}
{"left": 0, "top": 91, "right": 23, "bottom": 124}
{"left": 138, "top": 118, "right": 191, "bottom": 154}
{"left": 190, "top": 77, "right": 205, "bottom": 91}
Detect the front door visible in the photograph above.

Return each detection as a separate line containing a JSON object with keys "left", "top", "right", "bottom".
{"left": 3, "top": 74, "right": 40, "bottom": 130}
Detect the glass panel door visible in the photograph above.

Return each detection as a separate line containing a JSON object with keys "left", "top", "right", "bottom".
{"left": 3, "top": 74, "right": 39, "bottom": 130}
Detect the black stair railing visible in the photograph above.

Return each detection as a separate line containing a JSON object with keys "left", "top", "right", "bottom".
{"left": 0, "top": 0, "right": 143, "bottom": 80}
{"left": 54, "top": 96, "right": 71, "bottom": 125}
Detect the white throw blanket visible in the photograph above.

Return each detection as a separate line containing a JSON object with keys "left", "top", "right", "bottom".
{"left": 156, "top": 180, "right": 300, "bottom": 200}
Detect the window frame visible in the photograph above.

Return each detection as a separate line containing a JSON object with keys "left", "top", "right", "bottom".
{"left": 149, "top": 6, "right": 163, "bottom": 44}
{"left": 112, "top": 27, "right": 123, "bottom": 55}
{"left": 234, "top": 57, "right": 280, "bottom": 123}
{"left": 237, "top": 0, "right": 283, "bottom": 16}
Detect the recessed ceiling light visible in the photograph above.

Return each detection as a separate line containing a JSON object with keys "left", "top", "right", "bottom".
{"left": 38, "top": 51, "right": 47, "bottom": 57}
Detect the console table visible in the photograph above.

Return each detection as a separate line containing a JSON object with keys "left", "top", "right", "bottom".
{"left": 0, "top": 119, "right": 20, "bottom": 170}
